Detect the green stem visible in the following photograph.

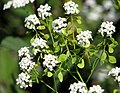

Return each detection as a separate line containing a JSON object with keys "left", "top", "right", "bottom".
{"left": 53, "top": 75, "right": 58, "bottom": 93}
{"left": 41, "top": 80, "right": 57, "bottom": 93}
{"left": 86, "top": 58, "right": 99, "bottom": 83}
{"left": 76, "top": 67, "right": 88, "bottom": 91}
{"left": 70, "top": 15, "right": 76, "bottom": 49}
{"left": 46, "top": 19, "right": 54, "bottom": 44}
{"left": 76, "top": 67, "right": 84, "bottom": 83}
{"left": 67, "top": 69, "right": 79, "bottom": 81}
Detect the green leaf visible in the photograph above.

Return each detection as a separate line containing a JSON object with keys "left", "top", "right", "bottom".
{"left": 37, "top": 25, "right": 45, "bottom": 30}
{"left": 77, "top": 19, "right": 81, "bottom": 24}
{"left": 113, "top": 89, "right": 118, "bottom": 93}
{"left": 58, "top": 54, "right": 67, "bottom": 62}
{"left": 58, "top": 71, "right": 63, "bottom": 82}
{"left": 101, "top": 52, "right": 107, "bottom": 61}
{"left": 77, "top": 28, "right": 82, "bottom": 34}
{"left": 68, "top": 30, "right": 73, "bottom": 35}
{"left": 72, "top": 57, "right": 76, "bottom": 64}
{"left": 54, "top": 46, "right": 60, "bottom": 53}
{"left": 47, "top": 71, "right": 53, "bottom": 77}
{"left": 109, "top": 56, "right": 116, "bottom": 64}
{"left": 60, "top": 40, "right": 67, "bottom": 47}
{"left": 53, "top": 41, "right": 58, "bottom": 47}
{"left": 44, "top": 34, "right": 50, "bottom": 40}
{"left": 108, "top": 46, "right": 114, "bottom": 53}
{"left": 77, "top": 59, "right": 84, "bottom": 68}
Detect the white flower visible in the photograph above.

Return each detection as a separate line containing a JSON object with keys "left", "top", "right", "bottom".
{"left": 43, "top": 54, "right": 59, "bottom": 71}
{"left": 37, "top": 4, "right": 52, "bottom": 20}
{"left": 108, "top": 67, "right": 120, "bottom": 82}
{"left": 89, "top": 85, "right": 104, "bottom": 93}
{"left": 25, "top": 14, "right": 40, "bottom": 30}
{"left": 19, "top": 57, "right": 35, "bottom": 72}
{"left": 108, "top": 67, "right": 120, "bottom": 77}
{"left": 76, "top": 30, "right": 92, "bottom": 48}
{"left": 52, "top": 17, "right": 67, "bottom": 33}
{"left": 16, "top": 72, "right": 32, "bottom": 88}
{"left": 31, "top": 38, "right": 47, "bottom": 48}
{"left": 3, "top": 1, "right": 12, "bottom": 10}
{"left": 98, "top": 21, "right": 115, "bottom": 37}
{"left": 33, "top": 49, "right": 41, "bottom": 55}
{"left": 3, "top": 0, "right": 35, "bottom": 10}
{"left": 117, "top": 76, "right": 120, "bottom": 82}
{"left": 18, "top": 47, "right": 30, "bottom": 57}
{"left": 63, "top": 1, "right": 79, "bottom": 14}
{"left": 69, "top": 81, "right": 87, "bottom": 93}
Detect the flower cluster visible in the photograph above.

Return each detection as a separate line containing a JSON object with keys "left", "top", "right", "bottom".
{"left": 16, "top": 47, "right": 35, "bottom": 88}
{"left": 19, "top": 57, "right": 35, "bottom": 72}
{"left": 98, "top": 21, "right": 115, "bottom": 37}
{"left": 37, "top": 4, "right": 52, "bottom": 20}
{"left": 89, "top": 85, "right": 104, "bottom": 93}
{"left": 31, "top": 38, "right": 47, "bottom": 48}
{"left": 25, "top": 14, "right": 40, "bottom": 30}
{"left": 69, "top": 81, "right": 104, "bottom": 93}
{"left": 108, "top": 67, "right": 120, "bottom": 82}
{"left": 16, "top": 72, "right": 32, "bottom": 88}
{"left": 18, "top": 47, "right": 30, "bottom": 58}
{"left": 43, "top": 54, "right": 59, "bottom": 71}
{"left": 3, "top": 0, "right": 35, "bottom": 10}
{"left": 52, "top": 17, "right": 67, "bottom": 33}
{"left": 63, "top": 1, "right": 79, "bottom": 14}
{"left": 76, "top": 30, "right": 92, "bottom": 47}
{"left": 69, "top": 81, "right": 87, "bottom": 93}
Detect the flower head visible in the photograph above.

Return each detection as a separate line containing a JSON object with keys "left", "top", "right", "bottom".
{"left": 69, "top": 81, "right": 87, "bottom": 93}
{"left": 31, "top": 38, "right": 47, "bottom": 48}
{"left": 19, "top": 57, "right": 35, "bottom": 72}
{"left": 63, "top": 1, "right": 79, "bottom": 15}
{"left": 3, "top": 0, "right": 35, "bottom": 10}
{"left": 25, "top": 14, "right": 40, "bottom": 30}
{"left": 98, "top": 21, "right": 115, "bottom": 37}
{"left": 89, "top": 85, "right": 104, "bottom": 93}
{"left": 52, "top": 17, "right": 67, "bottom": 33}
{"left": 18, "top": 47, "right": 30, "bottom": 58}
{"left": 37, "top": 4, "right": 52, "bottom": 20}
{"left": 16, "top": 72, "right": 32, "bottom": 88}
{"left": 76, "top": 30, "right": 92, "bottom": 48}
{"left": 43, "top": 54, "right": 59, "bottom": 71}
{"left": 108, "top": 67, "right": 120, "bottom": 82}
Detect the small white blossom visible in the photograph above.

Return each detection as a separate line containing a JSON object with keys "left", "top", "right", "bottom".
{"left": 31, "top": 38, "right": 47, "bottom": 48}
{"left": 63, "top": 1, "right": 79, "bottom": 15}
{"left": 117, "top": 76, "right": 120, "bottom": 82}
{"left": 19, "top": 57, "right": 35, "bottom": 72}
{"left": 33, "top": 48, "right": 41, "bottom": 55}
{"left": 76, "top": 30, "right": 92, "bottom": 48}
{"left": 25, "top": 14, "right": 40, "bottom": 30}
{"left": 69, "top": 81, "right": 87, "bottom": 93}
{"left": 52, "top": 17, "right": 67, "bottom": 33}
{"left": 3, "top": 0, "right": 35, "bottom": 10}
{"left": 108, "top": 67, "right": 120, "bottom": 77}
{"left": 3, "top": 1, "right": 12, "bottom": 10}
{"left": 108, "top": 67, "right": 120, "bottom": 82}
{"left": 98, "top": 21, "right": 115, "bottom": 37}
{"left": 37, "top": 4, "right": 52, "bottom": 20}
{"left": 16, "top": 72, "right": 32, "bottom": 88}
{"left": 18, "top": 47, "right": 30, "bottom": 58}
{"left": 89, "top": 85, "right": 104, "bottom": 93}
{"left": 43, "top": 54, "right": 59, "bottom": 71}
